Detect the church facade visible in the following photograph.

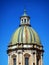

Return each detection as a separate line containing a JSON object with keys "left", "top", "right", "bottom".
{"left": 7, "top": 10, "right": 44, "bottom": 65}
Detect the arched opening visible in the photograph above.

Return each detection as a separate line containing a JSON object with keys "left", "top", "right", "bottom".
{"left": 37, "top": 58, "right": 39, "bottom": 65}
{"left": 24, "top": 19, "right": 26, "bottom": 23}
{"left": 37, "top": 55, "right": 40, "bottom": 65}
{"left": 12, "top": 54, "right": 17, "bottom": 65}
{"left": 13, "top": 58, "right": 16, "bottom": 65}
{"left": 24, "top": 53, "right": 30, "bottom": 65}
{"left": 25, "top": 57, "right": 29, "bottom": 65}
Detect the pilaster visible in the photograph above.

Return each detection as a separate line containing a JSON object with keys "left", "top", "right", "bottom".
{"left": 35, "top": 51, "right": 37, "bottom": 65}
{"left": 41, "top": 53, "right": 43, "bottom": 65}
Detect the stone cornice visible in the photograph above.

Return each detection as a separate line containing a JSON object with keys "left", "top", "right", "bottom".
{"left": 7, "top": 47, "right": 44, "bottom": 54}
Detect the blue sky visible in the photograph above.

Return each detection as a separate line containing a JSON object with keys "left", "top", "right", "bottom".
{"left": 0, "top": 0, "right": 49, "bottom": 65}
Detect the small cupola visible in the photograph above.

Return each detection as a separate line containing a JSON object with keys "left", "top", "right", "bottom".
{"left": 20, "top": 9, "right": 30, "bottom": 26}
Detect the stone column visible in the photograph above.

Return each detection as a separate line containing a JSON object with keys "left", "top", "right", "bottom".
{"left": 19, "top": 53, "right": 23, "bottom": 65}
{"left": 18, "top": 51, "right": 23, "bottom": 65}
{"left": 41, "top": 54, "right": 43, "bottom": 65}
{"left": 32, "top": 52, "right": 34, "bottom": 65}
{"left": 35, "top": 52, "right": 37, "bottom": 65}
{"left": 31, "top": 54, "right": 33, "bottom": 65}
{"left": 8, "top": 55, "right": 12, "bottom": 65}
{"left": 39, "top": 57, "right": 41, "bottom": 65}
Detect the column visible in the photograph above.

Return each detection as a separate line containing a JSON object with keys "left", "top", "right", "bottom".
{"left": 35, "top": 52, "right": 37, "bottom": 65}
{"left": 29, "top": 53, "right": 32, "bottom": 65}
{"left": 41, "top": 54, "right": 43, "bottom": 65}
{"left": 8, "top": 55, "right": 12, "bottom": 65}
{"left": 18, "top": 51, "right": 23, "bottom": 65}
{"left": 17, "top": 53, "right": 18, "bottom": 65}
{"left": 39, "top": 57, "right": 41, "bottom": 65}
{"left": 32, "top": 52, "right": 34, "bottom": 65}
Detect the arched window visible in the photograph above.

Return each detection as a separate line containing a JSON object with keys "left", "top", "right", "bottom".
{"left": 21, "top": 19, "right": 23, "bottom": 23}
{"left": 12, "top": 54, "right": 16, "bottom": 65}
{"left": 13, "top": 58, "right": 16, "bottom": 65}
{"left": 24, "top": 19, "right": 26, "bottom": 23}
{"left": 37, "top": 55, "right": 40, "bottom": 65}
{"left": 25, "top": 57, "right": 29, "bottom": 65}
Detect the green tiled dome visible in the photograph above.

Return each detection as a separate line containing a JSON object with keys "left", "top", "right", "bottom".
{"left": 10, "top": 10, "right": 41, "bottom": 45}
{"left": 10, "top": 26, "right": 41, "bottom": 45}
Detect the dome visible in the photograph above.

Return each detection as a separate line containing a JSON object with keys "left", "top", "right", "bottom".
{"left": 10, "top": 25, "right": 41, "bottom": 45}
{"left": 9, "top": 10, "right": 41, "bottom": 45}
